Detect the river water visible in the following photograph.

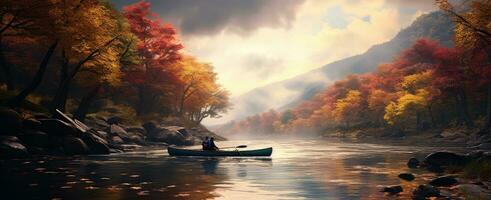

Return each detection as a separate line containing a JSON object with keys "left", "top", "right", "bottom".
{"left": 1, "top": 139, "right": 467, "bottom": 200}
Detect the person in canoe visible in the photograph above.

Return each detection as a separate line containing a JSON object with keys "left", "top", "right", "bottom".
{"left": 208, "top": 137, "right": 219, "bottom": 151}
{"left": 202, "top": 136, "right": 210, "bottom": 150}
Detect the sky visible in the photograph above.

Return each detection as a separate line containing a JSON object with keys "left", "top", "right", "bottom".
{"left": 112, "top": 0, "right": 437, "bottom": 97}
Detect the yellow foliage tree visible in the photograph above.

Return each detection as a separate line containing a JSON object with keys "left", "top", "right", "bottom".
{"left": 333, "top": 90, "right": 365, "bottom": 128}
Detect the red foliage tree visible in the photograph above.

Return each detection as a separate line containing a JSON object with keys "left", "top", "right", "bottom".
{"left": 123, "top": 1, "right": 183, "bottom": 115}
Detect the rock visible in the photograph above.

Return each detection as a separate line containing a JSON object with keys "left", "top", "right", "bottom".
{"left": 62, "top": 136, "right": 88, "bottom": 155}
{"left": 412, "top": 184, "right": 440, "bottom": 200}
{"left": 398, "top": 173, "right": 415, "bottom": 181}
{"left": 111, "top": 136, "right": 124, "bottom": 144}
{"left": 18, "top": 130, "right": 50, "bottom": 148}
{"left": 39, "top": 119, "right": 79, "bottom": 136}
{"left": 129, "top": 135, "right": 145, "bottom": 145}
{"left": 107, "top": 125, "right": 130, "bottom": 142}
{"left": 426, "top": 165, "right": 444, "bottom": 173}
{"left": 0, "top": 108, "right": 22, "bottom": 135}
{"left": 407, "top": 157, "right": 420, "bottom": 168}
{"left": 429, "top": 176, "right": 458, "bottom": 187}
{"left": 472, "top": 143, "right": 491, "bottom": 150}
{"left": 147, "top": 126, "right": 193, "bottom": 145}
{"left": 126, "top": 126, "right": 146, "bottom": 135}
{"left": 80, "top": 131, "right": 110, "bottom": 154}
{"left": 84, "top": 118, "right": 109, "bottom": 130}
{"left": 380, "top": 185, "right": 403, "bottom": 195}
{"left": 22, "top": 118, "right": 42, "bottom": 130}
{"left": 423, "top": 151, "right": 468, "bottom": 168}
{"left": 142, "top": 122, "right": 158, "bottom": 134}
{"left": 107, "top": 116, "right": 123, "bottom": 125}
{"left": 454, "top": 184, "right": 491, "bottom": 199}
{"left": 0, "top": 137, "right": 28, "bottom": 159}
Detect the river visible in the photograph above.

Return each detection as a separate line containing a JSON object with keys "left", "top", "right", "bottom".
{"left": 1, "top": 139, "right": 467, "bottom": 200}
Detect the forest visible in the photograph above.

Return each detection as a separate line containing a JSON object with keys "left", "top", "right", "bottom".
{"left": 221, "top": 0, "right": 491, "bottom": 138}
{"left": 0, "top": 0, "right": 230, "bottom": 125}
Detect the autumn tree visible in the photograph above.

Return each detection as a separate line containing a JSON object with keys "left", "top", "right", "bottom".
{"left": 123, "top": 0, "right": 183, "bottom": 116}
{"left": 438, "top": 0, "right": 491, "bottom": 128}
{"left": 333, "top": 90, "right": 365, "bottom": 128}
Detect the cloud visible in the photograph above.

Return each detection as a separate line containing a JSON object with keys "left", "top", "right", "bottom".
{"left": 112, "top": 0, "right": 305, "bottom": 36}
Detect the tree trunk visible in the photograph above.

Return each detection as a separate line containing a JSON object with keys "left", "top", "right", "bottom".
{"left": 136, "top": 85, "right": 147, "bottom": 116}
{"left": 74, "top": 84, "right": 101, "bottom": 122}
{"left": 51, "top": 79, "right": 71, "bottom": 113}
{"left": 8, "top": 41, "right": 58, "bottom": 106}
{"left": 0, "top": 41, "right": 14, "bottom": 90}
{"left": 427, "top": 105, "right": 436, "bottom": 128}
{"left": 454, "top": 89, "right": 473, "bottom": 128}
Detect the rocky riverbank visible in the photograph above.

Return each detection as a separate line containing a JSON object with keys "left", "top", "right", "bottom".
{"left": 0, "top": 107, "right": 224, "bottom": 159}
{"left": 380, "top": 150, "right": 491, "bottom": 199}
{"left": 323, "top": 126, "right": 491, "bottom": 147}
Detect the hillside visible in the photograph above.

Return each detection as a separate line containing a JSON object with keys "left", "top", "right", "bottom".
{"left": 221, "top": 11, "right": 454, "bottom": 123}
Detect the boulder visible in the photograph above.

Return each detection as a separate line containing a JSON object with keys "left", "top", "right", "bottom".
{"left": 407, "top": 157, "right": 420, "bottom": 168}
{"left": 429, "top": 175, "right": 458, "bottom": 187}
{"left": 129, "top": 135, "right": 145, "bottom": 145}
{"left": 423, "top": 151, "right": 468, "bottom": 167}
{"left": 107, "top": 116, "right": 123, "bottom": 125}
{"left": 84, "top": 118, "right": 110, "bottom": 130}
{"left": 39, "top": 119, "right": 79, "bottom": 136}
{"left": 380, "top": 185, "right": 403, "bottom": 195}
{"left": 146, "top": 126, "right": 194, "bottom": 145}
{"left": 398, "top": 173, "right": 415, "bottom": 181}
{"left": 107, "top": 125, "right": 130, "bottom": 141}
{"left": 0, "top": 137, "right": 28, "bottom": 159}
{"left": 80, "top": 131, "right": 110, "bottom": 154}
{"left": 472, "top": 143, "right": 491, "bottom": 150}
{"left": 412, "top": 184, "right": 440, "bottom": 200}
{"left": 18, "top": 130, "right": 50, "bottom": 148}
{"left": 126, "top": 126, "right": 146, "bottom": 135}
{"left": 0, "top": 108, "right": 22, "bottom": 135}
{"left": 142, "top": 122, "right": 158, "bottom": 134}
{"left": 22, "top": 118, "right": 42, "bottom": 130}
{"left": 62, "top": 136, "right": 88, "bottom": 155}
{"left": 111, "top": 136, "right": 124, "bottom": 144}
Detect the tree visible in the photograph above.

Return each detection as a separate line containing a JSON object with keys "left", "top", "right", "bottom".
{"left": 123, "top": 0, "right": 183, "bottom": 115}
{"left": 333, "top": 90, "right": 365, "bottom": 128}
{"left": 437, "top": 0, "right": 491, "bottom": 128}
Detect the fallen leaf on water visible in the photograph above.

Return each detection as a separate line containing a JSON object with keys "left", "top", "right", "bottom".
{"left": 129, "top": 174, "right": 140, "bottom": 178}
{"left": 121, "top": 183, "right": 131, "bottom": 186}
{"left": 45, "top": 171, "right": 58, "bottom": 174}
{"left": 66, "top": 175, "right": 76, "bottom": 178}
{"left": 174, "top": 193, "right": 190, "bottom": 197}
{"left": 80, "top": 178, "right": 89, "bottom": 181}
{"left": 120, "top": 173, "right": 127, "bottom": 176}
{"left": 66, "top": 181, "right": 78, "bottom": 185}
{"left": 85, "top": 186, "right": 99, "bottom": 190}
{"left": 101, "top": 177, "right": 110, "bottom": 180}
{"left": 60, "top": 186, "right": 72, "bottom": 189}
{"left": 137, "top": 191, "right": 150, "bottom": 196}
{"left": 130, "top": 186, "right": 142, "bottom": 190}
{"left": 90, "top": 172, "right": 96, "bottom": 175}
{"left": 85, "top": 180, "right": 94, "bottom": 184}
{"left": 140, "top": 182, "right": 151, "bottom": 185}
{"left": 38, "top": 161, "right": 45, "bottom": 164}
{"left": 107, "top": 186, "right": 123, "bottom": 191}
{"left": 167, "top": 185, "right": 176, "bottom": 188}
{"left": 34, "top": 168, "right": 46, "bottom": 171}
{"left": 22, "top": 161, "right": 31, "bottom": 164}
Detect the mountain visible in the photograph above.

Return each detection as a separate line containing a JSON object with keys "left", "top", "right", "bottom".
{"left": 219, "top": 11, "right": 454, "bottom": 124}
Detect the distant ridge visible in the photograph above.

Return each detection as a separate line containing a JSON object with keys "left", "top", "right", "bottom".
{"left": 222, "top": 11, "right": 454, "bottom": 123}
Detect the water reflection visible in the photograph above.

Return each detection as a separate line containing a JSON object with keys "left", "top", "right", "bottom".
{"left": 0, "top": 140, "right": 465, "bottom": 199}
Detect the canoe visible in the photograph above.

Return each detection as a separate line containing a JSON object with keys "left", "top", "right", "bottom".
{"left": 167, "top": 146, "right": 273, "bottom": 157}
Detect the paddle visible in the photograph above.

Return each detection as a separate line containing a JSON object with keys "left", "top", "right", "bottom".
{"left": 219, "top": 145, "right": 247, "bottom": 149}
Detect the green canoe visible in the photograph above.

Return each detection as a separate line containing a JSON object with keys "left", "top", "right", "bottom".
{"left": 167, "top": 146, "right": 273, "bottom": 157}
